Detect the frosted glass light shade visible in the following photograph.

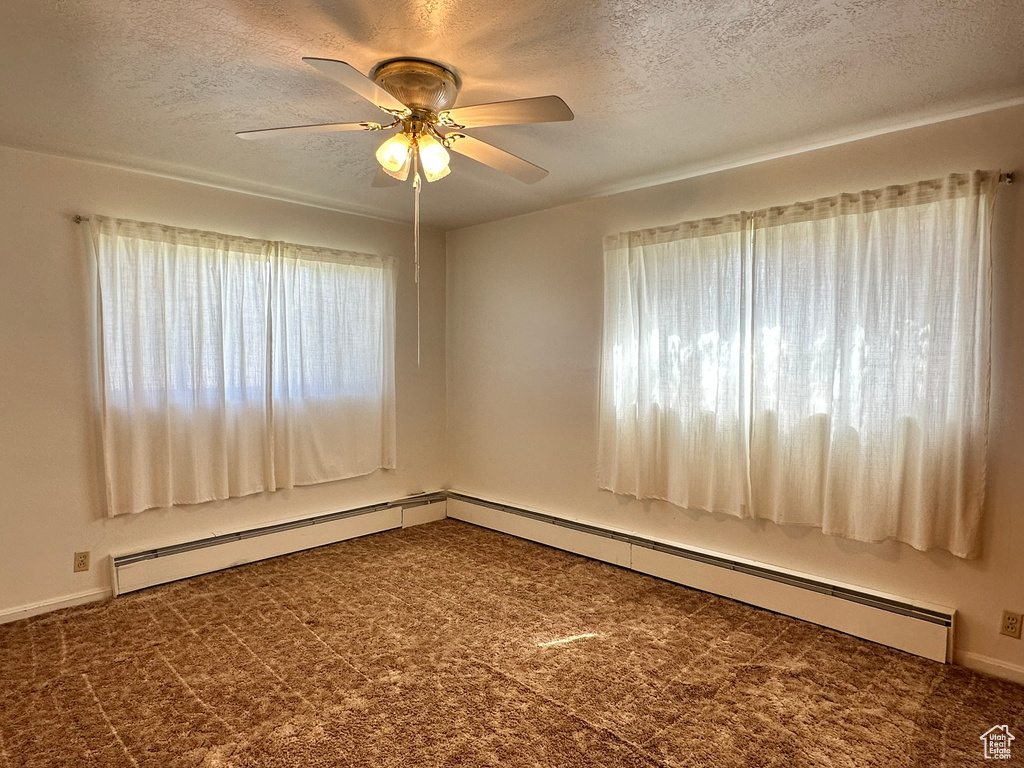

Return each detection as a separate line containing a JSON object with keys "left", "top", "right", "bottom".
{"left": 417, "top": 133, "right": 451, "bottom": 182}
{"left": 376, "top": 133, "right": 413, "bottom": 180}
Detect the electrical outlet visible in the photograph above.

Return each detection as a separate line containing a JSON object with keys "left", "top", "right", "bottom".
{"left": 73, "top": 551, "right": 90, "bottom": 573}
{"left": 1000, "top": 610, "right": 1022, "bottom": 639}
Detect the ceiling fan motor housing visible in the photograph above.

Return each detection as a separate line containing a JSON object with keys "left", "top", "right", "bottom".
{"left": 372, "top": 59, "right": 460, "bottom": 116}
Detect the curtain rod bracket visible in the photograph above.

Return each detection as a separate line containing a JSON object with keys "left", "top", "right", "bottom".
{"left": 73, "top": 215, "right": 90, "bottom": 223}
{"left": 1000, "top": 172, "right": 1014, "bottom": 184}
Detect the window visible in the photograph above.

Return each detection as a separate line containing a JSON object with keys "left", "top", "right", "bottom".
{"left": 90, "top": 217, "right": 396, "bottom": 516}
{"left": 599, "top": 171, "right": 997, "bottom": 557}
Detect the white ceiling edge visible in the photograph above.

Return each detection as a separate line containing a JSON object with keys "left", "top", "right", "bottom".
{"left": 5, "top": 92, "right": 1022, "bottom": 235}
{"left": 0, "top": 140, "right": 411, "bottom": 228}
{"left": 590, "top": 92, "right": 1024, "bottom": 203}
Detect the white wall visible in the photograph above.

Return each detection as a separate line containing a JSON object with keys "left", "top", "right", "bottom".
{"left": 0, "top": 145, "right": 446, "bottom": 615}
{"left": 447, "top": 104, "right": 1024, "bottom": 677}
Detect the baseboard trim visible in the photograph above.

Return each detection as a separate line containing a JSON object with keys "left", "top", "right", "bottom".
{"left": 955, "top": 651, "right": 1024, "bottom": 686}
{"left": 0, "top": 588, "right": 111, "bottom": 625}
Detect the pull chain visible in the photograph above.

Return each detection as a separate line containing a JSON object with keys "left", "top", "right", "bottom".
{"left": 413, "top": 151, "right": 421, "bottom": 367}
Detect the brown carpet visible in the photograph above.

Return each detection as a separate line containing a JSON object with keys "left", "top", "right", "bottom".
{"left": 1, "top": 520, "right": 1022, "bottom": 767}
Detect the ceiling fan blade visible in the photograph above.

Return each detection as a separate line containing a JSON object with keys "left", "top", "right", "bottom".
{"left": 236, "top": 121, "right": 385, "bottom": 139}
{"left": 371, "top": 167, "right": 402, "bottom": 187}
{"left": 445, "top": 133, "right": 549, "bottom": 184}
{"left": 303, "top": 57, "right": 411, "bottom": 115}
{"left": 441, "top": 95, "right": 573, "bottom": 128}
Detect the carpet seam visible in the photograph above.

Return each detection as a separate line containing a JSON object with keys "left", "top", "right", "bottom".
{"left": 80, "top": 672, "right": 140, "bottom": 768}
{"left": 235, "top": 568, "right": 374, "bottom": 685}
{"left": 154, "top": 646, "right": 240, "bottom": 737}
{"left": 647, "top": 602, "right": 720, "bottom": 697}
{"left": 939, "top": 673, "right": 974, "bottom": 764}
{"left": 51, "top": 680, "right": 106, "bottom": 766}
{"left": 56, "top": 623, "right": 67, "bottom": 676}
{"left": 638, "top": 621, "right": 789, "bottom": 748}
{"left": 221, "top": 623, "right": 315, "bottom": 712}
{"left": 907, "top": 669, "right": 952, "bottom": 766}
{"left": 162, "top": 598, "right": 319, "bottom": 729}
{"left": 467, "top": 651, "right": 676, "bottom": 768}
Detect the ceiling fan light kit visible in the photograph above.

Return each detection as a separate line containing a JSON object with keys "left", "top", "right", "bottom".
{"left": 375, "top": 132, "right": 414, "bottom": 180}
{"left": 236, "top": 55, "right": 574, "bottom": 185}
{"left": 416, "top": 134, "right": 452, "bottom": 182}
{"left": 237, "top": 55, "right": 574, "bottom": 362}
{"left": 365, "top": 59, "right": 460, "bottom": 184}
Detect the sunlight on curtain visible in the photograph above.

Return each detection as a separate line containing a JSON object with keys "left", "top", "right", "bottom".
{"left": 90, "top": 217, "right": 396, "bottom": 516}
{"left": 750, "top": 171, "right": 996, "bottom": 557}
{"left": 272, "top": 242, "right": 396, "bottom": 487}
{"left": 599, "top": 171, "right": 997, "bottom": 557}
{"left": 599, "top": 214, "right": 751, "bottom": 516}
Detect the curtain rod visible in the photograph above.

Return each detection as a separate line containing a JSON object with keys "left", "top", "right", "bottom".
{"left": 70, "top": 173, "right": 1017, "bottom": 225}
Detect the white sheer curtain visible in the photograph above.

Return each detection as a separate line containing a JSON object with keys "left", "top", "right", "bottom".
{"left": 91, "top": 217, "right": 396, "bottom": 516}
{"left": 599, "top": 171, "right": 997, "bottom": 557}
{"left": 272, "top": 242, "right": 396, "bottom": 487}
{"left": 599, "top": 214, "right": 751, "bottom": 516}
{"left": 750, "top": 171, "right": 996, "bottom": 557}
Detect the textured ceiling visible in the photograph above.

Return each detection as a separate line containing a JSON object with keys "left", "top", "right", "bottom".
{"left": 1, "top": 0, "right": 1022, "bottom": 229}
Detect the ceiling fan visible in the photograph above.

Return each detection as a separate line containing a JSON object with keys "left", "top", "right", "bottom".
{"left": 237, "top": 57, "right": 574, "bottom": 186}
{"left": 237, "top": 57, "right": 573, "bottom": 366}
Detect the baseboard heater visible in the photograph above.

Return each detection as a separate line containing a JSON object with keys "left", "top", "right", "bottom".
{"left": 111, "top": 492, "right": 446, "bottom": 596}
{"left": 446, "top": 492, "right": 955, "bottom": 663}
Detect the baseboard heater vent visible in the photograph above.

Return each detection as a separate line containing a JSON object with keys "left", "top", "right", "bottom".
{"left": 111, "top": 492, "right": 446, "bottom": 596}
{"left": 447, "top": 492, "right": 955, "bottom": 663}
